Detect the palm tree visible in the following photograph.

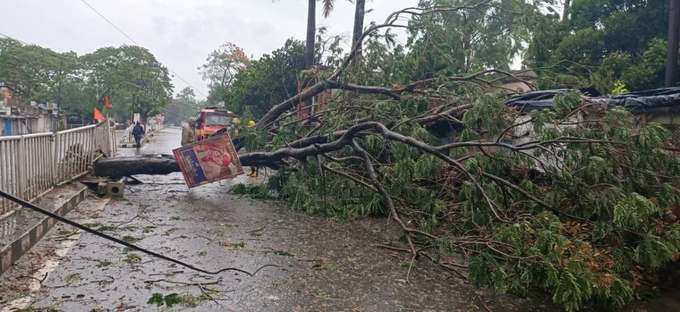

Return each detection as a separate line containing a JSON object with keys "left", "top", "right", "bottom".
{"left": 305, "top": 0, "right": 336, "bottom": 69}
{"left": 562, "top": 0, "right": 570, "bottom": 22}
{"left": 304, "top": 0, "right": 318, "bottom": 69}
{"left": 351, "top": 0, "right": 366, "bottom": 59}
{"left": 305, "top": 0, "right": 368, "bottom": 66}
{"left": 322, "top": 0, "right": 335, "bottom": 18}
{"left": 303, "top": 0, "right": 334, "bottom": 113}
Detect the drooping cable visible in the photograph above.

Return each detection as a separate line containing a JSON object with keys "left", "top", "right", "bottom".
{"left": 0, "top": 189, "right": 276, "bottom": 276}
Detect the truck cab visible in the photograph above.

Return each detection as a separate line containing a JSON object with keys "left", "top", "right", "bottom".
{"left": 181, "top": 108, "right": 238, "bottom": 146}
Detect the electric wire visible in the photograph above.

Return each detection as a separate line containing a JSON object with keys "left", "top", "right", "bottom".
{"left": 77, "top": 0, "right": 207, "bottom": 98}
{"left": 0, "top": 189, "right": 276, "bottom": 276}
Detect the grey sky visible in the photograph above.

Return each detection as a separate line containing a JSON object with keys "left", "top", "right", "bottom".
{"left": 2, "top": 0, "right": 416, "bottom": 99}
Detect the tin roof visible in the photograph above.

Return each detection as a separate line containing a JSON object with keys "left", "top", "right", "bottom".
{"left": 505, "top": 87, "right": 680, "bottom": 114}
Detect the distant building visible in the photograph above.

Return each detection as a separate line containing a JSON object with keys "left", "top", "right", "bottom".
{"left": 0, "top": 82, "right": 65, "bottom": 136}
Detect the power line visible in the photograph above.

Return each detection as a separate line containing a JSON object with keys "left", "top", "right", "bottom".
{"left": 77, "top": 0, "right": 139, "bottom": 46}
{"left": 0, "top": 189, "right": 276, "bottom": 276}
{"left": 77, "top": 0, "right": 208, "bottom": 98}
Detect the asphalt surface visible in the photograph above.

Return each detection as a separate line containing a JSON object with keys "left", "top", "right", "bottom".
{"left": 0, "top": 128, "right": 548, "bottom": 311}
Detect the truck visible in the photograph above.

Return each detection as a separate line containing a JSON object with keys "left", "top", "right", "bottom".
{"left": 180, "top": 107, "right": 239, "bottom": 146}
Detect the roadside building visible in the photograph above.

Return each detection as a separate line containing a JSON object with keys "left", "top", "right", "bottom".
{"left": 0, "top": 83, "right": 65, "bottom": 136}
{"left": 505, "top": 87, "right": 680, "bottom": 163}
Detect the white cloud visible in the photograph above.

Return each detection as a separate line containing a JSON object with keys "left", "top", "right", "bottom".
{"left": 1, "top": 0, "right": 415, "bottom": 98}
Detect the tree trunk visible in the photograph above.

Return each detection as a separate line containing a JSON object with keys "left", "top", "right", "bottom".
{"left": 666, "top": 0, "right": 680, "bottom": 87}
{"left": 305, "top": 0, "right": 316, "bottom": 69}
{"left": 351, "top": 0, "right": 366, "bottom": 60}
{"left": 562, "top": 0, "right": 571, "bottom": 22}
{"left": 94, "top": 154, "right": 180, "bottom": 179}
{"left": 302, "top": 0, "right": 317, "bottom": 113}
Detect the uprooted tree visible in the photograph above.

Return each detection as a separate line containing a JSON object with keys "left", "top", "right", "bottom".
{"left": 98, "top": 2, "right": 680, "bottom": 311}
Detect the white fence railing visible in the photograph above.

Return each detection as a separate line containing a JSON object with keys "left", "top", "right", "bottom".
{"left": 0, "top": 122, "right": 116, "bottom": 238}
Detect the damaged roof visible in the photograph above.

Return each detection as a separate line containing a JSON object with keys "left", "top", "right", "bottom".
{"left": 505, "top": 87, "right": 680, "bottom": 114}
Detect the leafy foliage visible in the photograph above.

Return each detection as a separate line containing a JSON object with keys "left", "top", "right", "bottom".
{"left": 0, "top": 39, "right": 173, "bottom": 121}
{"left": 231, "top": 13, "right": 678, "bottom": 312}
{"left": 527, "top": 0, "right": 671, "bottom": 93}
{"left": 81, "top": 45, "right": 173, "bottom": 120}
{"left": 405, "top": 0, "right": 543, "bottom": 77}
{"left": 147, "top": 293, "right": 182, "bottom": 308}
{"left": 199, "top": 42, "right": 250, "bottom": 104}
{"left": 163, "top": 87, "right": 206, "bottom": 126}
{"left": 146, "top": 291, "right": 218, "bottom": 308}
{"left": 220, "top": 39, "right": 305, "bottom": 118}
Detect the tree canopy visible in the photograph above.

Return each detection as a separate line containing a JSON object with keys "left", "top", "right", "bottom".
{"left": 212, "top": 1, "right": 680, "bottom": 311}
{"left": 199, "top": 42, "right": 250, "bottom": 104}
{"left": 526, "top": 0, "right": 671, "bottom": 93}
{"left": 164, "top": 87, "right": 205, "bottom": 126}
{"left": 0, "top": 39, "right": 173, "bottom": 122}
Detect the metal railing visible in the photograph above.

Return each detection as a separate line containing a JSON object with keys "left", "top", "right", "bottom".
{"left": 0, "top": 122, "right": 117, "bottom": 238}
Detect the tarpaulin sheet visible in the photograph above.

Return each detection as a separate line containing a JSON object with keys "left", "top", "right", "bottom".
{"left": 505, "top": 87, "right": 680, "bottom": 113}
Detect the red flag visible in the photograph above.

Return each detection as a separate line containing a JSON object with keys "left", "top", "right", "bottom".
{"left": 93, "top": 107, "right": 106, "bottom": 122}
{"left": 103, "top": 96, "right": 113, "bottom": 109}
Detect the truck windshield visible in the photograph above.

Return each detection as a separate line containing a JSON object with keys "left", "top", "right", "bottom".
{"left": 205, "top": 113, "right": 230, "bottom": 126}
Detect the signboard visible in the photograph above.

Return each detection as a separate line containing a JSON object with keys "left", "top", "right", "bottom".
{"left": 172, "top": 133, "right": 244, "bottom": 188}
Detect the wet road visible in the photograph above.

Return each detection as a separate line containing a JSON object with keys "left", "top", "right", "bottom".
{"left": 0, "top": 128, "right": 544, "bottom": 311}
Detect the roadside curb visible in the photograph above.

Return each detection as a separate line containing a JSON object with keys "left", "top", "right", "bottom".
{"left": 0, "top": 185, "right": 87, "bottom": 275}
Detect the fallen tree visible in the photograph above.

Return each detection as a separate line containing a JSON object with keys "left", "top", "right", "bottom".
{"left": 94, "top": 154, "right": 180, "bottom": 179}
{"left": 96, "top": 2, "right": 680, "bottom": 311}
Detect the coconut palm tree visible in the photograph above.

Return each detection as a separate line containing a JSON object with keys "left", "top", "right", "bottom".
{"left": 304, "top": 0, "right": 318, "bottom": 69}
{"left": 351, "top": 0, "right": 366, "bottom": 59}
{"left": 305, "top": 0, "right": 341, "bottom": 68}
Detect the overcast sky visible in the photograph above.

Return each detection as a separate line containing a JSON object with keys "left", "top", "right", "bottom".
{"left": 2, "top": 0, "right": 416, "bottom": 99}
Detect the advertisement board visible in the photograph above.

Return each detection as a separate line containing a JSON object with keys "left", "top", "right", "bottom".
{"left": 172, "top": 133, "right": 244, "bottom": 188}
